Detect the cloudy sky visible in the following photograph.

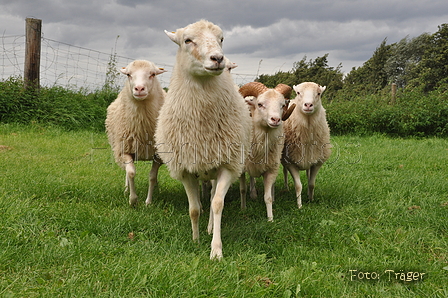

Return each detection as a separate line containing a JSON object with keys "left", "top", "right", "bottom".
{"left": 1, "top": 0, "right": 448, "bottom": 81}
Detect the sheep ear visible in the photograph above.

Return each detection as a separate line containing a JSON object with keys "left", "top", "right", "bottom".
{"left": 165, "top": 30, "right": 179, "bottom": 45}
{"left": 227, "top": 61, "right": 238, "bottom": 70}
{"left": 293, "top": 85, "right": 300, "bottom": 94}
{"left": 155, "top": 68, "right": 167, "bottom": 75}
{"left": 320, "top": 86, "right": 326, "bottom": 94}
{"left": 120, "top": 67, "right": 127, "bottom": 75}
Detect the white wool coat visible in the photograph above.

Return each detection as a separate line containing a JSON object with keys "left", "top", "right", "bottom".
{"left": 106, "top": 78, "right": 165, "bottom": 168}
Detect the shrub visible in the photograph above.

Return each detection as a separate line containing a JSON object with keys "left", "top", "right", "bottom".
{"left": 1, "top": 77, "right": 446, "bottom": 136}
{"left": 0, "top": 77, "right": 35, "bottom": 123}
{"left": 326, "top": 89, "right": 448, "bottom": 137}
{"left": 0, "top": 78, "right": 116, "bottom": 131}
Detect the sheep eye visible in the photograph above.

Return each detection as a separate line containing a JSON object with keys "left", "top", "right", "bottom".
{"left": 126, "top": 74, "right": 131, "bottom": 78}
{"left": 185, "top": 39, "right": 192, "bottom": 44}
{"left": 258, "top": 103, "right": 263, "bottom": 108}
{"left": 317, "top": 93, "right": 321, "bottom": 96}
{"left": 220, "top": 37, "right": 224, "bottom": 43}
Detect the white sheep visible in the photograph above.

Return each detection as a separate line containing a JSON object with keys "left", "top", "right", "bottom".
{"left": 105, "top": 60, "right": 166, "bottom": 206}
{"left": 155, "top": 20, "right": 252, "bottom": 260}
{"left": 281, "top": 82, "right": 331, "bottom": 209}
{"left": 238, "top": 82, "right": 296, "bottom": 221}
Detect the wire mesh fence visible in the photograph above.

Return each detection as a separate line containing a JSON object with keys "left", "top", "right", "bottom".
{"left": 1, "top": 34, "right": 257, "bottom": 92}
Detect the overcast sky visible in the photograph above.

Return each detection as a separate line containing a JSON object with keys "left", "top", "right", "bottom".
{"left": 1, "top": 0, "right": 448, "bottom": 79}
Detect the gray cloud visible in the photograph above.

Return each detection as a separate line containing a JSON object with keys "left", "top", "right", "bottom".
{"left": 1, "top": 0, "right": 447, "bottom": 77}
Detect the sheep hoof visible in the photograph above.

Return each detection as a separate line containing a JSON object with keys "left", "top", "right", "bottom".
{"left": 210, "top": 249, "right": 223, "bottom": 261}
{"left": 129, "top": 197, "right": 138, "bottom": 207}
{"left": 207, "top": 225, "right": 213, "bottom": 235}
{"left": 267, "top": 217, "right": 274, "bottom": 222}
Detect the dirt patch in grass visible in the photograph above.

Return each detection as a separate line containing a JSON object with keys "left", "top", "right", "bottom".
{"left": 0, "top": 145, "right": 12, "bottom": 152}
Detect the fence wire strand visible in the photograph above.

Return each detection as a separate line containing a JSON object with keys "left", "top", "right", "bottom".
{"left": 1, "top": 35, "right": 256, "bottom": 91}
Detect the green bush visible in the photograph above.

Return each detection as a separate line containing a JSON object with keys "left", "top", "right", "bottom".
{"left": 0, "top": 78, "right": 117, "bottom": 131}
{"left": 0, "top": 77, "right": 35, "bottom": 123}
{"left": 326, "top": 89, "right": 448, "bottom": 137}
{"left": 1, "top": 77, "right": 447, "bottom": 137}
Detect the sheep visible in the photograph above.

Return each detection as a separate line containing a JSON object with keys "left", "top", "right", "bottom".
{"left": 154, "top": 20, "right": 252, "bottom": 260}
{"left": 105, "top": 60, "right": 166, "bottom": 207}
{"left": 238, "top": 82, "right": 296, "bottom": 221}
{"left": 281, "top": 82, "right": 331, "bottom": 209}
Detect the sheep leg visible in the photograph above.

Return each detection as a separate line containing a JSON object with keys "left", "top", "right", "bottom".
{"left": 180, "top": 172, "right": 201, "bottom": 243}
{"left": 249, "top": 176, "right": 257, "bottom": 200}
{"left": 307, "top": 164, "right": 322, "bottom": 202}
{"left": 124, "top": 154, "right": 138, "bottom": 206}
{"left": 263, "top": 171, "right": 277, "bottom": 221}
{"left": 210, "top": 168, "right": 233, "bottom": 260}
{"left": 283, "top": 165, "right": 289, "bottom": 190}
{"left": 285, "top": 164, "right": 303, "bottom": 209}
{"left": 145, "top": 160, "right": 162, "bottom": 205}
{"left": 207, "top": 180, "right": 217, "bottom": 234}
{"left": 239, "top": 173, "right": 247, "bottom": 210}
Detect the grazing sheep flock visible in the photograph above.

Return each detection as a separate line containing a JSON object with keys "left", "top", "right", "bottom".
{"left": 282, "top": 82, "right": 331, "bottom": 209}
{"left": 105, "top": 20, "right": 331, "bottom": 259}
{"left": 155, "top": 20, "right": 252, "bottom": 259}
{"left": 238, "top": 82, "right": 296, "bottom": 222}
{"left": 105, "top": 60, "right": 166, "bottom": 207}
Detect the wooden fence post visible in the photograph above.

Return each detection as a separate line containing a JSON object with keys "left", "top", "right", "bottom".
{"left": 24, "top": 18, "right": 42, "bottom": 91}
{"left": 391, "top": 83, "right": 397, "bottom": 104}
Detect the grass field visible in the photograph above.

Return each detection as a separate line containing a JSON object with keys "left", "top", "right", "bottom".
{"left": 0, "top": 123, "right": 447, "bottom": 297}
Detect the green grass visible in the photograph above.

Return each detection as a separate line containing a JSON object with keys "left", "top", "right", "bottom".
{"left": 0, "top": 123, "right": 447, "bottom": 297}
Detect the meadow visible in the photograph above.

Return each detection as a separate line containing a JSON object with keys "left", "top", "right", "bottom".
{"left": 0, "top": 123, "right": 447, "bottom": 297}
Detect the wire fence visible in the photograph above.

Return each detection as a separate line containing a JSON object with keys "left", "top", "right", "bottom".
{"left": 0, "top": 35, "right": 257, "bottom": 91}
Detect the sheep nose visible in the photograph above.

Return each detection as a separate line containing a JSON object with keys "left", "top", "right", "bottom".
{"left": 134, "top": 86, "right": 145, "bottom": 92}
{"left": 270, "top": 117, "right": 281, "bottom": 126}
{"left": 304, "top": 103, "right": 313, "bottom": 108}
{"left": 210, "top": 54, "right": 224, "bottom": 64}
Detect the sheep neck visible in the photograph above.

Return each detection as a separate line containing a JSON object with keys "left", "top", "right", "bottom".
{"left": 246, "top": 124, "right": 284, "bottom": 174}
{"left": 283, "top": 107, "right": 331, "bottom": 168}
{"left": 121, "top": 85, "right": 163, "bottom": 148}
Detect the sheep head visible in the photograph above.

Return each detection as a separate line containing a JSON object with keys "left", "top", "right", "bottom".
{"left": 120, "top": 60, "right": 166, "bottom": 100}
{"left": 293, "top": 82, "right": 326, "bottom": 114}
{"left": 239, "top": 82, "right": 295, "bottom": 128}
{"left": 165, "top": 20, "right": 226, "bottom": 77}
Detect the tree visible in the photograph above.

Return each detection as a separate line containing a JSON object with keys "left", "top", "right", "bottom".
{"left": 384, "top": 33, "right": 431, "bottom": 88}
{"left": 257, "top": 71, "right": 295, "bottom": 89}
{"left": 415, "top": 23, "right": 448, "bottom": 92}
{"left": 342, "top": 39, "right": 392, "bottom": 96}
{"left": 257, "top": 54, "right": 343, "bottom": 100}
